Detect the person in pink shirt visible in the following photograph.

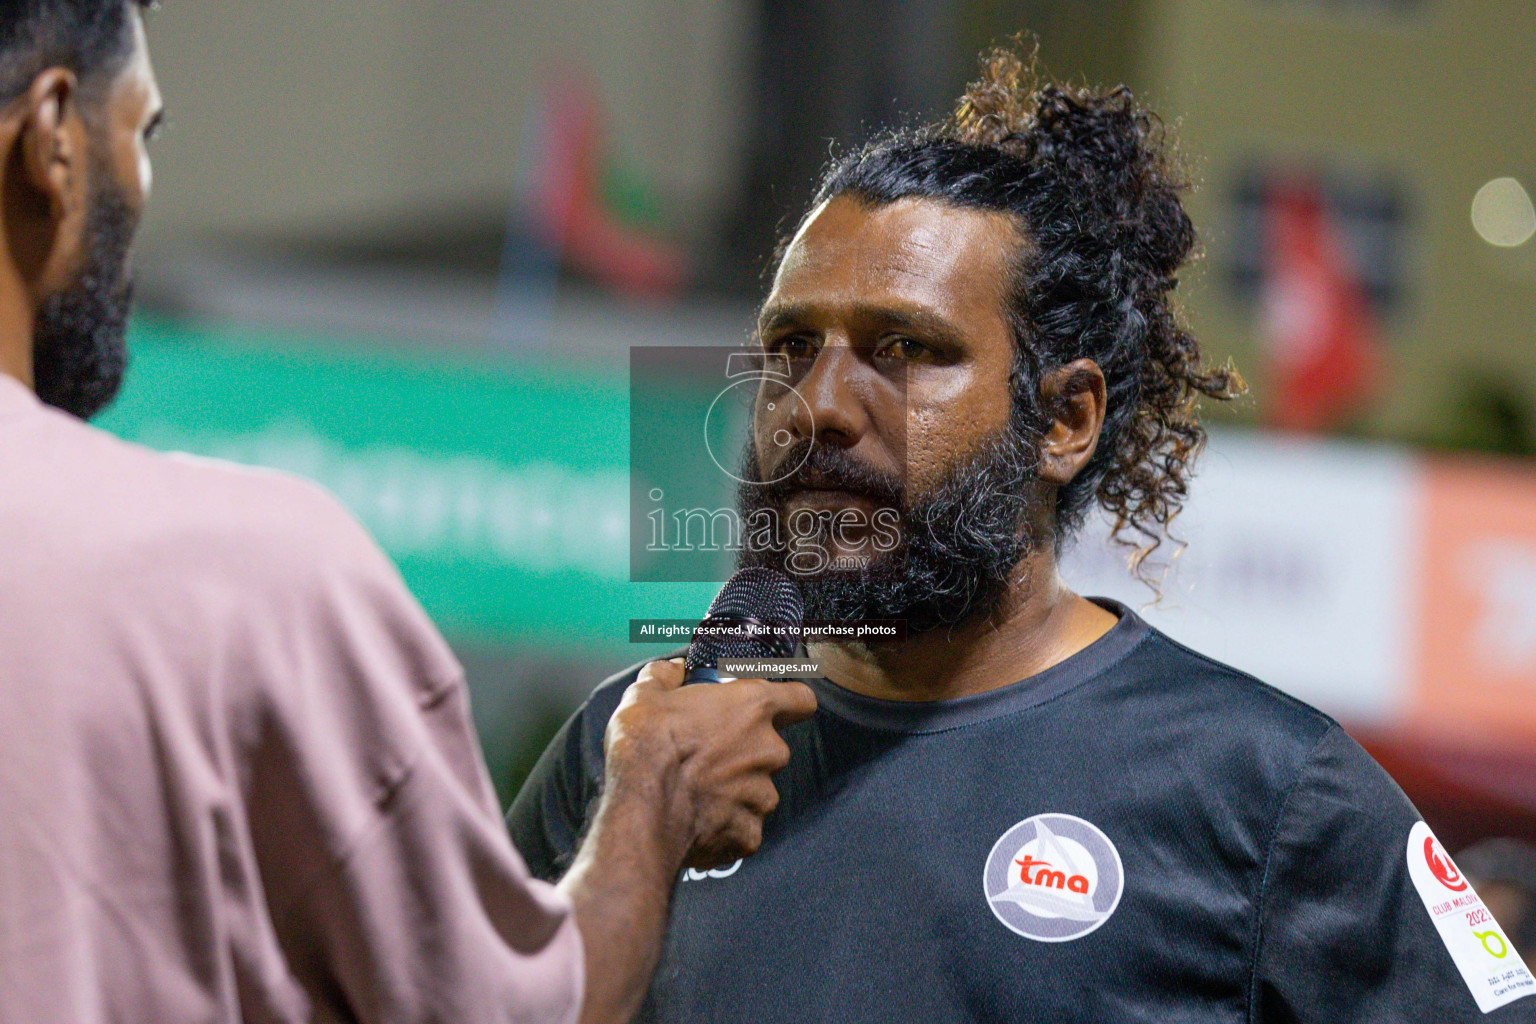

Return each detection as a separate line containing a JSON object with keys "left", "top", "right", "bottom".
{"left": 0, "top": 3, "right": 816, "bottom": 1022}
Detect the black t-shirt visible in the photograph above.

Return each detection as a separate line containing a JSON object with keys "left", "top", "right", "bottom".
{"left": 508, "top": 602, "right": 1536, "bottom": 1022}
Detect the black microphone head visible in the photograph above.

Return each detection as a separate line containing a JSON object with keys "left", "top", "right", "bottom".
{"left": 685, "top": 567, "right": 804, "bottom": 673}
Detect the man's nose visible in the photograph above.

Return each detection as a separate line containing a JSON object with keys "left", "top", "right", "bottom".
{"left": 788, "top": 345, "right": 870, "bottom": 450}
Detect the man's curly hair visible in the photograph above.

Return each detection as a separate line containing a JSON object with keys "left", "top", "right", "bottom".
{"left": 800, "top": 44, "right": 1243, "bottom": 570}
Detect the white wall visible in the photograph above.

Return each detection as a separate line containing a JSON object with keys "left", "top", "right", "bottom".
{"left": 134, "top": 0, "right": 753, "bottom": 254}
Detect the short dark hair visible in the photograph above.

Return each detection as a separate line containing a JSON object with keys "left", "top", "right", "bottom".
{"left": 799, "top": 44, "right": 1244, "bottom": 569}
{"left": 0, "top": 0, "right": 149, "bottom": 110}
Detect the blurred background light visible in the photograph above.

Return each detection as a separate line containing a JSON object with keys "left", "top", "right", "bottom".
{"left": 1472, "top": 177, "right": 1536, "bottom": 248}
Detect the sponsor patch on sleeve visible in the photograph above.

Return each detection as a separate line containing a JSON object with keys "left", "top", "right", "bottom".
{"left": 1406, "top": 821, "right": 1535, "bottom": 1013}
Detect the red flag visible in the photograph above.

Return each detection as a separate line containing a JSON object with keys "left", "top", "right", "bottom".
{"left": 532, "top": 81, "right": 687, "bottom": 298}
{"left": 1259, "top": 179, "right": 1378, "bottom": 431}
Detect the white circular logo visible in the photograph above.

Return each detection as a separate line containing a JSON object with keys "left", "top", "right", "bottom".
{"left": 983, "top": 813, "right": 1124, "bottom": 942}
{"left": 703, "top": 377, "right": 814, "bottom": 485}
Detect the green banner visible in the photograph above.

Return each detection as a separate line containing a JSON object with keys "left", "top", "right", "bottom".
{"left": 96, "top": 316, "right": 717, "bottom": 654}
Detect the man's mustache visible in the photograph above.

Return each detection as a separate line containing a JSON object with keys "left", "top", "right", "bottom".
{"left": 751, "top": 440, "right": 904, "bottom": 509}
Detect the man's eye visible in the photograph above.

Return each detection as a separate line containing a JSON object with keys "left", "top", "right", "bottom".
{"left": 143, "top": 114, "right": 166, "bottom": 144}
{"left": 771, "top": 336, "right": 816, "bottom": 359}
{"left": 877, "top": 337, "right": 929, "bottom": 361}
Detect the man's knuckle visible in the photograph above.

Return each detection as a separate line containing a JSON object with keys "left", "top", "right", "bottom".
{"left": 736, "top": 818, "right": 764, "bottom": 855}
{"left": 751, "top": 682, "right": 778, "bottom": 714}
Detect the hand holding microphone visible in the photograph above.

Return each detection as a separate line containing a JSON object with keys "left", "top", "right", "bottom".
{"left": 609, "top": 567, "right": 812, "bottom": 867}
{"left": 558, "top": 569, "right": 815, "bottom": 1024}
{"left": 605, "top": 655, "right": 816, "bottom": 869}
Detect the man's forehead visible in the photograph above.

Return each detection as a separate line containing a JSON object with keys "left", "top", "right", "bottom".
{"left": 766, "top": 195, "right": 1019, "bottom": 323}
{"left": 104, "top": 7, "right": 159, "bottom": 115}
{"left": 123, "top": 7, "right": 157, "bottom": 95}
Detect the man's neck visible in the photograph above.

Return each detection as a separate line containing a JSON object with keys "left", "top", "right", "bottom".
{"left": 809, "top": 546, "right": 1118, "bottom": 703}
{"left": 0, "top": 344, "right": 31, "bottom": 389}
{"left": 0, "top": 262, "right": 36, "bottom": 390}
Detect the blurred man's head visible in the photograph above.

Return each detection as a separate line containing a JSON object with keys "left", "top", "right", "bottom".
{"left": 738, "top": 45, "right": 1241, "bottom": 633}
{"left": 0, "top": 0, "right": 160, "bottom": 418}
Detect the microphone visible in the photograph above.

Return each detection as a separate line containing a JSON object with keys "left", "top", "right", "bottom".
{"left": 684, "top": 568, "right": 804, "bottom": 684}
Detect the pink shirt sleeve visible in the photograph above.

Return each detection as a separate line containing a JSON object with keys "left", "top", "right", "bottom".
{"left": 230, "top": 482, "right": 584, "bottom": 1024}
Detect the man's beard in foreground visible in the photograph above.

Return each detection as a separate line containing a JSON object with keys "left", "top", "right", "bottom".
{"left": 32, "top": 169, "right": 137, "bottom": 420}
{"left": 736, "top": 422, "right": 1045, "bottom": 636}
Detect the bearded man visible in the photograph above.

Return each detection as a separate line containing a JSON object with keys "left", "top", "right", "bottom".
{"left": 509, "top": 48, "right": 1535, "bottom": 1023}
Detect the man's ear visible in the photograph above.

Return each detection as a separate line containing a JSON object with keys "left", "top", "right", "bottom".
{"left": 9, "top": 67, "right": 86, "bottom": 293}
{"left": 1037, "top": 358, "right": 1107, "bottom": 486}
{"left": 18, "top": 68, "right": 82, "bottom": 221}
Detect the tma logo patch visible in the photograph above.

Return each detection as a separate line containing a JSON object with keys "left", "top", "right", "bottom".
{"left": 983, "top": 813, "right": 1123, "bottom": 942}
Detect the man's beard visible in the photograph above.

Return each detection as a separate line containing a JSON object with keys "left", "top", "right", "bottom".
{"left": 736, "top": 418, "right": 1045, "bottom": 636}
{"left": 31, "top": 168, "right": 137, "bottom": 420}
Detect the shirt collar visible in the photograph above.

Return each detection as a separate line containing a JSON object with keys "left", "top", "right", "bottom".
{"left": 806, "top": 599, "right": 1152, "bottom": 734}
